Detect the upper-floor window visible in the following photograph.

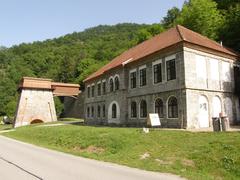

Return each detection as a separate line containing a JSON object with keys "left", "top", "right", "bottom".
{"left": 196, "top": 55, "right": 207, "bottom": 79}
{"left": 97, "top": 82, "right": 101, "bottom": 96}
{"left": 222, "top": 61, "right": 231, "bottom": 82}
{"left": 140, "top": 100, "right": 147, "bottom": 118}
{"left": 168, "top": 96, "right": 178, "bottom": 118}
{"left": 210, "top": 58, "right": 219, "bottom": 81}
{"left": 139, "top": 66, "right": 147, "bottom": 87}
{"left": 166, "top": 56, "right": 176, "bottom": 81}
{"left": 153, "top": 60, "right": 162, "bottom": 84}
{"left": 114, "top": 76, "right": 119, "bottom": 90}
{"left": 87, "top": 86, "right": 90, "bottom": 98}
{"left": 91, "top": 85, "right": 95, "bottom": 97}
{"left": 130, "top": 70, "right": 137, "bottom": 89}
{"left": 131, "top": 101, "right": 137, "bottom": 118}
{"left": 102, "top": 81, "right": 106, "bottom": 94}
{"left": 109, "top": 78, "right": 114, "bottom": 92}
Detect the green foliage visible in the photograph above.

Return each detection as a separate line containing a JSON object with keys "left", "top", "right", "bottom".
{"left": 161, "top": 7, "right": 181, "bottom": 28}
{"left": 137, "top": 24, "right": 165, "bottom": 43}
{"left": 218, "top": 4, "right": 240, "bottom": 52}
{"left": 4, "top": 125, "right": 240, "bottom": 179}
{"left": 176, "top": 0, "right": 224, "bottom": 40}
{"left": 0, "top": 23, "right": 149, "bottom": 116}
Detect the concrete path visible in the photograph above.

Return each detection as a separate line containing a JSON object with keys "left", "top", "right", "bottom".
{"left": 0, "top": 136, "right": 185, "bottom": 180}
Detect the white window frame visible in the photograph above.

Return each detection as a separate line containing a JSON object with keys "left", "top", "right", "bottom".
{"left": 129, "top": 68, "right": 137, "bottom": 89}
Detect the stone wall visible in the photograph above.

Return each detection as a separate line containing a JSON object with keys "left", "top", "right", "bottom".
{"left": 14, "top": 89, "right": 57, "bottom": 127}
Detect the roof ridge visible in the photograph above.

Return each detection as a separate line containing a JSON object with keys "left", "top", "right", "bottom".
{"left": 176, "top": 25, "right": 185, "bottom": 41}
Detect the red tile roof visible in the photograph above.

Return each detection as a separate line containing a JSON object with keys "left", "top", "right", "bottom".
{"left": 84, "top": 25, "right": 238, "bottom": 82}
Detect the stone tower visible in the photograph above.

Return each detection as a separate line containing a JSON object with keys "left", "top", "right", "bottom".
{"left": 14, "top": 77, "right": 80, "bottom": 128}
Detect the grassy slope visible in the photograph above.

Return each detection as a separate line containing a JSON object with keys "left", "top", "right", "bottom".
{"left": 2, "top": 124, "right": 240, "bottom": 180}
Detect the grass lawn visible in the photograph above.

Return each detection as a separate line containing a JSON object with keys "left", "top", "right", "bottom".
{"left": 2, "top": 124, "right": 240, "bottom": 180}
{"left": 0, "top": 124, "right": 13, "bottom": 131}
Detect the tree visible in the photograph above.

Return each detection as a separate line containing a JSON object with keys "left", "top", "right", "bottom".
{"left": 161, "top": 7, "right": 181, "bottom": 28}
{"left": 219, "top": 4, "right": 240, "bottom": 52}
{"left": 176, "top": 0, "right": 224, "bottom": 40}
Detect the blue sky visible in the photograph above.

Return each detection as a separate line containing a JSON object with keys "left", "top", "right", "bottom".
{"left": 0, "top": 0, "right": 185, "bottom": 47}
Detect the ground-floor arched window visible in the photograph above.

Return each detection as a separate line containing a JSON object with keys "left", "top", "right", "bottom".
{"left": 168, "top": 96, "right": 178, "bottom": 118}
{"left": 102, "top": 105, "right": 105, "bottom": 117}
{"left": 91, "top": 106, "right": 94, "bottom": 117}
{"left": 112, "top": 103, "right": 117, "bottom": 118}
{"left": 131, "top": 101, "right": 137, "bottom": 118}
{"left": 140, "top": 100, "right": 147, "bottom": 118}
{"left": 97, "top": 105, "right": 101, "bottom": 118}
{"left": 87, "top": 107, "right": 90, "bottom": 118}
{"left": 155, "top": 98, "right": 164, "bottom": 118}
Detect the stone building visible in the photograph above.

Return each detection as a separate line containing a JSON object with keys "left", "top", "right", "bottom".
{"left": 66, "top": 25, "right": 240, "bottom": 129}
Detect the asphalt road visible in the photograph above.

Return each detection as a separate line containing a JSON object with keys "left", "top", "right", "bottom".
{"left": 0, "top": 136, "right": 185, "bottom": 180}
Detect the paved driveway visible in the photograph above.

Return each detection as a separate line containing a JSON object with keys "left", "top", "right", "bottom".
{"left": 0, "top": 136, "right": 185, "bottom": 180}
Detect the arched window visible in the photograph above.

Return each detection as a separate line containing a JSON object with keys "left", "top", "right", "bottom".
{"left": 114, "top": 76, "right": 119, "bottom": 90}
{"left": 91, "top": 106, "right": 94, "bottom": 118}
{"left": 87, "top": 107, "right": 90, "bottom": 118}
{"left": 155, "top": 98, "right": 164, "bottom": 118}
{"left": 97, "top": 105, "right": 101, "bottom": 118}
{"left": 109, "top": 78, "right": 114, "bottom": 92}
{"left": 102, "top": 104, "right": 106, "bottom": 117}
{"left": 168, "top": 97, "right": 178, "bottom": 118}
{"left": 131, "top": 101, "right": 137, "bottom": 118}
{"left": 112, "top": 103, "right": 117, "bottom": 118}
{"left": 140, "top": 100, "right": 147, "bottom": 118}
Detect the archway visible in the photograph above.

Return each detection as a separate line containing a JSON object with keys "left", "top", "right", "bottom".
{"left": 31, "top": 119, "right": 44, "bottom": 124}
{"left": 212, "top": 96, "right": 222, "bottom": 117}
{"left": 224, "top": 97, "right": 233, "bottom": 123}
{"left": 198, "top": 95, "right": 209, "bottom": 128}
{"left": 108, "top": 101, "right": 120, "bottom": 123}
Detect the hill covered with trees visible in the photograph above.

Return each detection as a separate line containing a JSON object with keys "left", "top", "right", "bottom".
{"left": 0, "top": 0, "right": 239, "bottom": 116}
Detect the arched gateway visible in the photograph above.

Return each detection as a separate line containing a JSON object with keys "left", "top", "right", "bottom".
{"left": 14, "top": 77, "right": 80, "bottom": 128}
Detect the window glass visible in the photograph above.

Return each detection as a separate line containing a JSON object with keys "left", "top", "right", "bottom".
{"left": 97, "top": 83, "right": 101, "bottom": 96}
{"left": 139, "top": 68, "right": 147, "bottom": 87}
{"left": 91, "top": 106, "right": 94, "bottom": 117}
{"left": 153, "top": 63, "right": 162, "bottom": 84}
{"left": 112, "top": 104, "right": 117, "bottom": 118}
{"left": 102, "top": 81, "right": 106, "bottom": 94}
{"left": 115, "top": 76, "right": 119, "bottom": 90}
{"left": 166, "top": 59, "right": 176, "bottom": 81}
{"left": 110, "top": 78, "right": 114, "bottom": 92}
{"left": 130, "top": 71, "right": 137, "bottom": 88}
{"left": 91, "top": 85, "right": 95, "bottom": 97}
{"left": 140, "top": 100, "right": 147, "bottom": 118}
{"left": 131, "top": 101, "right": 137, "bottom": 118}
{"left": 168, "top": 97, "right": 178, "bottom": 118}
{"left": 102, "top": 105, "right": 105, "bottom": 117}
{"left": 155, "top": 98, "right": 164, "bottom": 118}
{"left": 87, "top": 86, "right": 90, "bottom": 98}
{"left": 97, "top": 105, "right": 101, "bottom": 118}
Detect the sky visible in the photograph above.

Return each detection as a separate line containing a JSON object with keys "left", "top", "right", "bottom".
{"left": 0, "top": 0, "right": 185, "bottom": 47}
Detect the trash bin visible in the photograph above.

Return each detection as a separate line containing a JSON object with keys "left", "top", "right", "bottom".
{"left": 212, "top": 117, "right": 221, "bottom": 132}
{"left": 221, "top": 116, "right": 229, "bottom": 131}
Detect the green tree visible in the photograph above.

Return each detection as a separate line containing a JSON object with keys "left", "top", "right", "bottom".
{"left": 161, "top": 7, "right": 181, "bottom": 28}
{"left": 176, "top": 0, "right": 224, "bottom": 40}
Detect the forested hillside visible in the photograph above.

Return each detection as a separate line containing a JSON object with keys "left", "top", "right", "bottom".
{"left": 0, "top": 0, "right": 239, "bottom": 116}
